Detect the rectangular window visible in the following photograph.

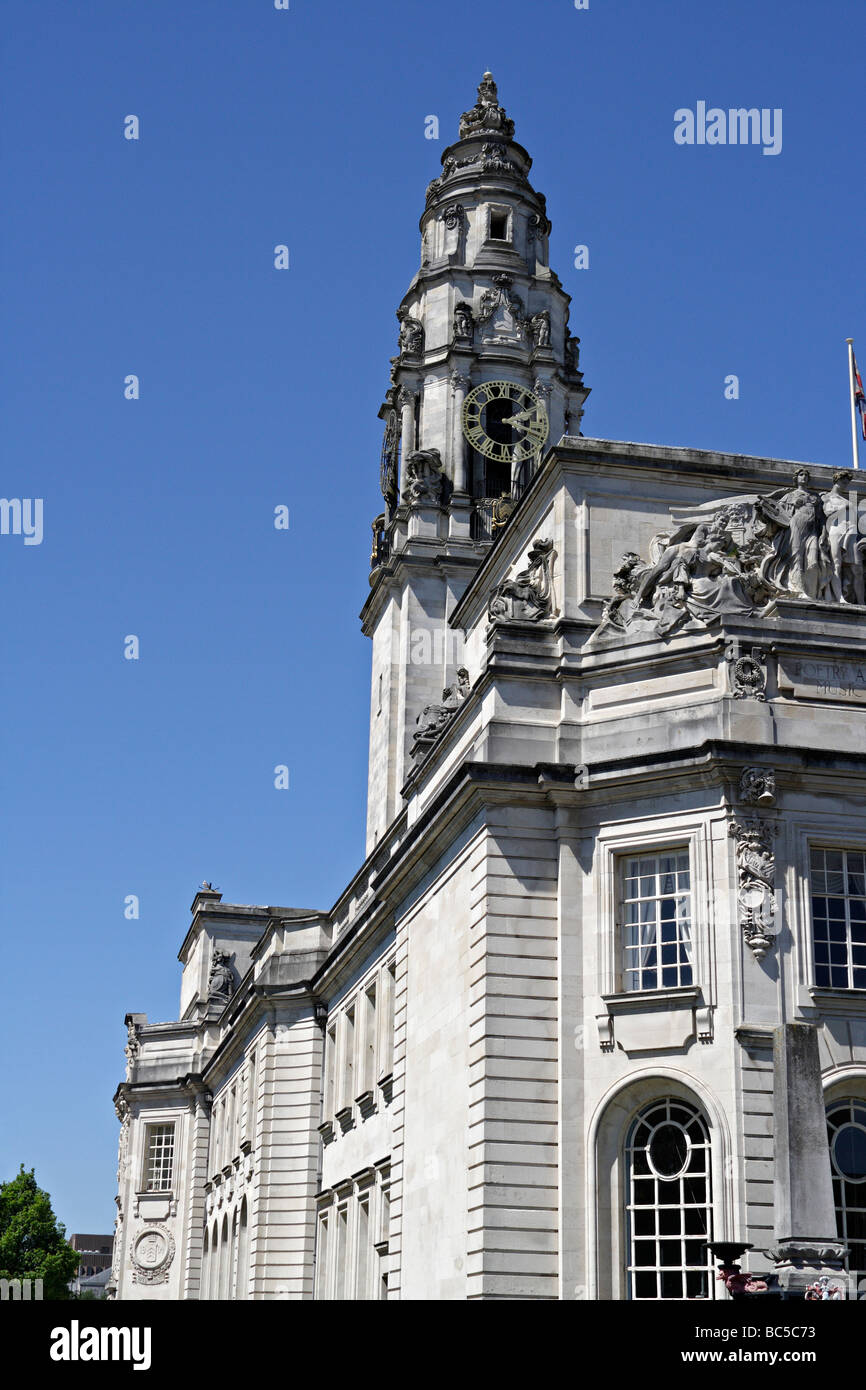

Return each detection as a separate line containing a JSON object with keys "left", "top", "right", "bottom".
{"left": 334, "top": 1206, "right": 349, "bottom": 1300}
{"left": 356, "top": 1197, "right": 370, "bottom": 1299}
{"left": 315, "top": 1213, "right": 329, "bottom": 1300}
{"left": 143, "top": 1123, "right": 175, "bottom": 1191}
{"left": 620, "top": 850, "right": 693, "bottom": 992}
{"left": 341, "top": 1006, "right": 355, "bottom": 1110}
{"left": 363, "top": 984, "right": 377, "bottom": 1093}
{"left": 324, "top": 1024, "right": 337, "bottom": 1117}
{"left": 489, "top": 209, "right": 509, "bottom": 241}
{"left": 811, "top": 847, "right": 866, "bottom": 990}
{"left": 380, "top": 963, "right": 396, "bottom": 1080}
{"left": 245, "top": 1051, "right": 257, "bottom": 1142}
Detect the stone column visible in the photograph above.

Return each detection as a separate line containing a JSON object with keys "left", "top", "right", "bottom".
{"left": 772, "top": 1023, "right": 846, "bottom": 1296}
{"left": 397, "top": 388, "right": 416, "bottom": 499}
{"left": 449, "top": 370, "right": 472, "bottom": 540}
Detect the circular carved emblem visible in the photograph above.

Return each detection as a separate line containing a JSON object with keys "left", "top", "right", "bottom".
{"left": 131, "top": 1225, "right": 175, "bottom": 1285}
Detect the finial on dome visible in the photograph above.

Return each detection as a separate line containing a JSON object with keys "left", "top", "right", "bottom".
{"left": 459, "top": 71, "right": 515, "bottom": 141}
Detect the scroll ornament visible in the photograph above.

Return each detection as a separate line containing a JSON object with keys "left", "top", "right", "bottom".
{"left": 729, "top": 818, "right": 779, "bottom": 962}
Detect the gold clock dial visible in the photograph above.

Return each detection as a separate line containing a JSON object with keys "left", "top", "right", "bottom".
{"left": 461, "top": 380, "right": 549, "bottom": 464}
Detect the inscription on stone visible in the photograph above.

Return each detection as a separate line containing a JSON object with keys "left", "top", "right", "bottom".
{"left": 778, "top": 657, "right": 866, "bottom": 703}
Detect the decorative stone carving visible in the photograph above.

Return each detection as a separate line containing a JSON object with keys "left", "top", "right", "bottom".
{"left": 529, "top": 310, "right": 551, "bottom": 350}
{"left": 729, "top": 818, "right": 779, "bottom": 961}
{"left": 449, "top": 369, "right": 470, "bottom": 394}
{"left": 124, "top": 1022, "right": 139, "bottom": 1081}
{"left": 131, "top": 1225, "right": 175, "bottom": 1286}
{"left": 481, "top": 142, "right": 518, "bottom": 175}
{"left": 478, "top": 274, "right": 525, "bottom": 345}
{"left": 115, "top": 1097, "right": 130, "bottom": 1183}
{"left": 727, "top": 642, "right": 767, "bottom": 701}
{"left": 532, "top": 378, "right": 552, "bottom": 403}
{"left": 370, "top": 514, "right": 389, "bottom": 570}
{"left": 208, "top": 949, "right": 234, "bottom": 1002}
{"left": 396, "top": 385, "right": 415, "bottom": 412}
{"left": 527, "top": 212, "right": 551, "bottom": 242}
{"left": 491, "top": 492, "right": 516, "bottom": 533}
{"left": 459, "top": 72, "right": 515, "bottom": 141}
{"left": 411, "top": 669, "right": 471, "bottom": 759}
{"left": 402, "top": 448, "right": 443, "bottom": 506}
{"left": 591, "top": 470, "right": 866, "bottom": 644}
{"left": 489, "top": 538, "right": 554, "bottom": 623}
{"left": 739, "top": 766, "right": 776, "bottom": 805}
{"left": 397, "top": 311, "right": 424, "bottom": 358}
{"left": 452, "top": 302, "right": 474, "bottom": 341}
{"left": 823, "top": 470, "right": 865, "bottom": 605}
{"left": 441, "top": 203, "right": 465, "bottom": 231}
{"left": 564, "top": 334, "right": 581, "bottom": 373}
{"left": 379, "top": 409, "right": 399, "bottom": 508}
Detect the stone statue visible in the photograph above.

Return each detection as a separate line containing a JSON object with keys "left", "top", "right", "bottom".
{"left": 208, "top": 949, "right": 234, "bottom": 1001}
{"left": 453, "top": 302, "right": 474, "bottom": 340}
{"left": 370, "top": 514, "right": 389, "bottom": 570}
{"left": 459, "top": 72, "right": 516, "bottom": 141}
{"left": 530, "top": 310, "right": 551, "bottom": 350}
{"left": 822, "top": 470, "right": 865, "bottom": 605}
{"left": 489, "top": 538, "right": 554, "bottom": 623}
{"left": 763, "top": 468, "right": 827, "bottom": 600}
{"left": 397, "top": 312, "right": 424, "bottom": 358}
{"left": 402, "top": 449, "right": 444, "bottom": 507}
{"left": 411, "top": 669, "right": 471, "bottom": 758}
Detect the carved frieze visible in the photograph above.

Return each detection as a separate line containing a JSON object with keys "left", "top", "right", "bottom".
{"left": 591, "top": 470, "right": 866, "bottom": 644}
{"left": 488, "top": 538, "right": 554, "bottom": 623}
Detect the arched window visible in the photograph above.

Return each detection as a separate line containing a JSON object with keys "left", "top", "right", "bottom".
{"left": 625, "top": 1098, "right": 714, "bottom": 1300}
{"left": 827, "top": 1099, "right": 866, "bottom": 1284}
{"left": 201, "top": 1229, "right": 210, "bottom": 1300}
{"left": 218, "top": 1214, "right": 230, "bottom": 1300}
{"left": 236, "top": 1198, "right": 249, "bottom": 1301}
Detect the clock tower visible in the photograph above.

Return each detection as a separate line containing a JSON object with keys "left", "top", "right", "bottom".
{"left": 361, "top": 73, "right": 590, "bottom": 849}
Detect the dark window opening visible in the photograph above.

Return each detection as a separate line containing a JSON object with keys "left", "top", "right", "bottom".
{"left": 489, "top": 211, "right": 509, "bottom": 241}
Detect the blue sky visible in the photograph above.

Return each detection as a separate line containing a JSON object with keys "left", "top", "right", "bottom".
{"left": 1, "top": 0, "right": 863, "bottom": 1232}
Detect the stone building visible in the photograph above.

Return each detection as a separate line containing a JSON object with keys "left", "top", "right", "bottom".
{"left": 110, "top": 75, "right": 866, "bottom": 1301}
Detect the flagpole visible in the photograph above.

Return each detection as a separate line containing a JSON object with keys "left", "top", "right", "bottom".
{"left": 846, "top": 338, "right": 860, "bottom": 471}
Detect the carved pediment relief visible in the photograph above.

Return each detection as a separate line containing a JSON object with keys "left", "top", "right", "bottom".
{"left": 592, "top": 470, "right": 866, "bottom": 643}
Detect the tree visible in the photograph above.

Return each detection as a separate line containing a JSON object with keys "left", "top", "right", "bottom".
{"left": 0, "top": 1166, "right": 80, "bottom": 1299}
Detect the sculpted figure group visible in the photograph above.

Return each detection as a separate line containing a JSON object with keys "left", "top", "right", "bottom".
{"left": 595, "top": 469, "right": 865, "bottom": 642}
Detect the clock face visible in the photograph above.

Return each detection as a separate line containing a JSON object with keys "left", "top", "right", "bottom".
{"left": 461, "top": 380, "right": 549, "bottom": 465}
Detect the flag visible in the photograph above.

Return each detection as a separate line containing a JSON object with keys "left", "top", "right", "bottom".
{"left": 854, "top": 351, "right": 866, "bottom": 441}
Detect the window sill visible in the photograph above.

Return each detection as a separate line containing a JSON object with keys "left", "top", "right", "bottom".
{"left": 335, "top": 1105, "right": 355, "bottom": 1134}
{"left": 601, "top": 986, "right": 702, "bottom": 1013}
{"left": 808, "top": 986, "right": 866, "bottom": 1018}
